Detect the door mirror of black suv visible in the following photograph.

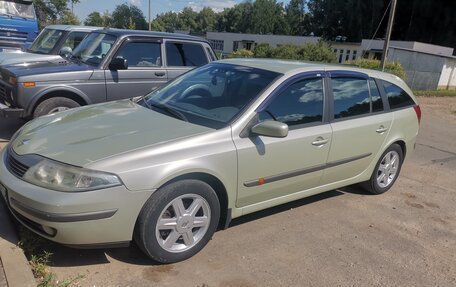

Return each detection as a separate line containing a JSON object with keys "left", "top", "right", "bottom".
{"left": 109, "top": 57, "right": 128, "bottom": 70}
{"left": 59, "top": 46, "right": 72, "bottom": 58}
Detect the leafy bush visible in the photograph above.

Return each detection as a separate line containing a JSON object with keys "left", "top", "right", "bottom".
{"left": 229, "top": 49, "right": 254, "bottom": 58}
{"left": 346, "top": 59, "right": 407, "bottom": 80}
{"left": 253, "top": 43, "right": 275, "bottom": 58}
{"left": 252, "top": 41, "right": 337, "bottom": 63}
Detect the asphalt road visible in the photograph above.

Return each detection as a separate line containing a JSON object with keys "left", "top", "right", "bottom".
{"left": 0, "top": 97, "right": 455, "bottom": 287}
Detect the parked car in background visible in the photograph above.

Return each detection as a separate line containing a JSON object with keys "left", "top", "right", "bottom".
{"left": 0, "top": 28, "right": 217, "bottom": 119}
{"left": 0, "top": 25, "right": 102, "bottom": 66}
{"left": 0, "top": 59, "right": 421, "bottom": 263}
{"left": 0, "top": 0, "right": 39, "bottom": 52}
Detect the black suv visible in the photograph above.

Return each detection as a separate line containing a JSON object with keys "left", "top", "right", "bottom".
{"left": 0, "top": 28, "right": 217, "bottom": 119}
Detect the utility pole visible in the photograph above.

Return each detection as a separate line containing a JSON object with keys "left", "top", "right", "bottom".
{"left": 381, "top": 0, "right": 397, "bottom": 71}
{"left": 148, "top": 0, "right": 152, "bottom": 31}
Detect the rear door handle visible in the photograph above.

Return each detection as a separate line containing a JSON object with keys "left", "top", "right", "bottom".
{"left": 376, "top": 126, "right": 388, "bottom": 134}
{"left": 312, "top": 137, "right": 329, "bottom": 146}
{"left": 155, "top": 71, "right": 166, "bottom": 77}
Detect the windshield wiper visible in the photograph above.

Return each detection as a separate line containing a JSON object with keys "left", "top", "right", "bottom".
{"left": 148, "top": 101, "right": 188, "bottom": 122}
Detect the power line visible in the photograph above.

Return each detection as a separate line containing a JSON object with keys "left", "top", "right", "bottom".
{"left": 361, "top": 0, "right": 392, "bottom": 59}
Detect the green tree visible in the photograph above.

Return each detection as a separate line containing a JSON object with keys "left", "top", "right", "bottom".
{"left": 252, "top": 0, "right": 287, "bottom": 34}
{"left": 84, "top": 11, "right": 103, "bottom": 26}
{"left": 285, "top": 0, "right": 311, "bottom": 36}
{"left": 195, "top": 7, "right": 218, "bottom": 32}
{"left": 111, "top": 3, "right": 147, "bottom": 30}
{"left": 179, "top": 7, "right": 198, "bottom": 31}
{"left": 61, "top": 11, "right": 80, "bottom": 25}
{"left": 33, "top": 0, "right": 80, "bottom": 27}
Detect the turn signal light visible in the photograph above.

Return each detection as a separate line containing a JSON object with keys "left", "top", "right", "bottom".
{"left": 23, "top": 82, "right": 36, "bottom": 88}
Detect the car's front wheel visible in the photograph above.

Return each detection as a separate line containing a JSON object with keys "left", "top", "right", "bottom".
{"left": 33, "top": 97, "right": 80, "bottom": 118}
{"left": 361, "top": 143, "right": 404, "bottom": 195}
{"left": 134, "top": 179, "right": 220, "bottom": 263}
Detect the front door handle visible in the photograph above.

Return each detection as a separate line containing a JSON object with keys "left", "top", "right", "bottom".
{"left": 155, "top": 71, "right": 166, "bottom": 77}
{"left": 312, "top": 137, "right": 329, "bottom": 146}
{"left": 376, "top": 126, "right": 388, "bottom": 134}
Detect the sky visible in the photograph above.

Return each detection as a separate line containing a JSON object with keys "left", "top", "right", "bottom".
{"left": 74, "top": 0, "right": 291, "bottom": 23}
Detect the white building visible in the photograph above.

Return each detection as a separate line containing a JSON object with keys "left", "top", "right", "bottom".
{"left": 205, "top": 31, "right": 456, "bottom": 90}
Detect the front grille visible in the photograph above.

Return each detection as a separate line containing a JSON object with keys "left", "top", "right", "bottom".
{"left": 5, "top": 148, "right": 30, "bottom": 178}
{"left": 0, "top": 30, "right": 28, "bottom": 43}
{"left": 0, "top": 83, "right": 7, "bottom": 104}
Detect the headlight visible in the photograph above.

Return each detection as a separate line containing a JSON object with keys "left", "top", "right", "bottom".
{"left": 23, "top": 159, "right": 122, "bottom": 192}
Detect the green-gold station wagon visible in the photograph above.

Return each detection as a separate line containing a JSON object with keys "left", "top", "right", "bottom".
{"left": 0, "top": 59, "right": 421, "bottom": 263}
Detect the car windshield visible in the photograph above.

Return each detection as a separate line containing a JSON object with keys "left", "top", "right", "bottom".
{"left": 142, "top": 63, "right": 280, "bottom": 129}
{"left": 71, "top": 32, "right": 117, "bottom": 66}
{"left": 28, "top": 28, "right": 64, "bottom": 54}
{"left": 0, "top": 1, "right": 35, "bottom": 19}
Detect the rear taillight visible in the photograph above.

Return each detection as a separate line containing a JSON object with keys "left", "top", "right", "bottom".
{"left": 413, "top": 105, "right": 421, "bottom": 125}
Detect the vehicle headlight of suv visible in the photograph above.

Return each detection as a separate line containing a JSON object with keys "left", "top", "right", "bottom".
{"left": 23, "top": 159, "right": 122, "bottom": 192}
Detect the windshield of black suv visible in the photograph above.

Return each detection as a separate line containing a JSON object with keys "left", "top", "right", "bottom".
{"left": 70, "top": 32, "right": 117, "bottom": 66}
{"left": 0, "top": 1, "right": 35, "bottom": 19}
{"left": 28, "top": 28, "right": 64, "bottom": 54}
{"left": 142, "top": 63, "right": 280, "bottom": 129}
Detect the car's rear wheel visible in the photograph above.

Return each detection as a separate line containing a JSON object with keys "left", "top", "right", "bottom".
{"left": 33, "top": 97, "right": 80, "bottom": 118}
{"left": 361, "top": 143, "right": 404, "bottom": 195}
{"left": 134, "top": 179, "right": 220, "bottom": 263}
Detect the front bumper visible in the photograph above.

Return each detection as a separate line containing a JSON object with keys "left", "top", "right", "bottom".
{"left": 0, "top": 102, "right": 24, "bottom": 118}
{"left": 0, "top": 147, "right": 155, "bottom": 246}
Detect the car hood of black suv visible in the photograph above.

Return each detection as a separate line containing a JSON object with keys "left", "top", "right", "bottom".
{"left": 2, "top": 60, "right": 95, "bottom": 82}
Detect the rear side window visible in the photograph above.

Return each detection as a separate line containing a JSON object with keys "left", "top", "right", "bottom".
{"left": 369, "top": 79, "right": 384, "bottom": 112}
{"left": 332, "top": 78, "right": 370, "bottom": 119}
{"left": 260, "top": 78, "right": 324, "bottom": 127}
{"left": 116, "top": 41, "right": 162, "bottom": 67}
{"left": 383, "top": 81, "right": 415, "bottom": 109}
{"left": 166, "top": 42, "right": 208, "bottom": 67}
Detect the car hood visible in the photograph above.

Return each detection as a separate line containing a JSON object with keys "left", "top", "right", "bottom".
{"left": 12, "top": 100, "right": 213, "bottom": 167}
{"left": 0, "top": 52, "right": 65, "bottom": 65}
{"left": 3, "top": 60, "right": 92, "bottom": 78}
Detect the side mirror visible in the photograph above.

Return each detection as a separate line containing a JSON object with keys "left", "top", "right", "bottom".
{"left": 59, "top": 46, "right": 72, "bottom": 58}
{"left": 251, "top": 121, "right": 288, "bottom": 138}
{"left": 109, "top": 57, "right": 128, "bottom": 70}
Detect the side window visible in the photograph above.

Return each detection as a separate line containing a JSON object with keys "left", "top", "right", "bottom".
{"left": 62, "top": 32, "right": 88, "bottom": 50}
{"left": 115, "top": 41, "right": 162, "bottom": 67}
{"left": 260, "top": 78, "right": 324, "bottom": 127}
{"left": 369, "top": 79, "right": 384, "bottom": 112}
{"left": 332, "top": 77, "right": 370, "bottom": 119}
{"left": 383, "top": 81, "right": 415, "bottom": 109}
{"left": 166, "top": 42, "right": 208, "bottom": 67}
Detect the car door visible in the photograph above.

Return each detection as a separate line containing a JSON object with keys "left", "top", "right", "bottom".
{"left": 233, "top": 74, "right": 333, "bottom": 207}
{"left": 105, "top": 38, "right": 168, "bottom": 101}
{"left": 164, "top": 40, "right": 209, "bottom": 81}
{"left": 320, "top": 72, "right": 393, "bottom": 185}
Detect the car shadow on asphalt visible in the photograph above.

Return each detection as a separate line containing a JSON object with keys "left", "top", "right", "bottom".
{"left": 13, "top": 186, "right": 369, "bottom": 268}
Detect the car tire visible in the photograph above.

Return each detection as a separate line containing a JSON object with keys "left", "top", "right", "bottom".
{"left": 361, "top": 143, "right": 404, "bottom": 195}
{"left": 134, "top": 179, "right": 220, "bottom": 263}
{"left": 33, "top": 97, "right": 80, "bottom": 118}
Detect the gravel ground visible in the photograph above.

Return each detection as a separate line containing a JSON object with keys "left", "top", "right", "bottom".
{"left": 1, "top": 96, "right": 455, "bottom": 287}
{"left": 0, "top": 258, "right": 7, "bottom": 287}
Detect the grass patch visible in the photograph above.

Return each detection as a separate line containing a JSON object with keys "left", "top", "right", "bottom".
{"left": 414, "top": 90, "right": 456, "bottom": 97}
{"left": 18, "top": 227, "right": 84, "bottom": 287}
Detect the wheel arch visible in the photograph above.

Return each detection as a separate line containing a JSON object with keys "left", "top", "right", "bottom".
{"left": 26, "top": 87, "right": 91, "bottom": 115}
{"left": 155, "top": 172, "right": 230, "bottom": 230}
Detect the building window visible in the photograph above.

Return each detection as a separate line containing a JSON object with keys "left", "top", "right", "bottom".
{"left": 244, "top": 42, "right": 253, "bottom": 50}
{"left": 352, "top": 50, "right": 357, "bottom": 60}
{"left": 338, "top": 50, "right": 344, "bottom": 63}
{"left": 333, "top": 49, "right": 338, "bottom": 54}
{"left": 233, "top": 41, "right": 239, "bottom": 52}
{"left": 345, "top": 50, "right": 351, "bottom": 62}
{"left": 208, "top": 39, "right": 224, "bottom": 52}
